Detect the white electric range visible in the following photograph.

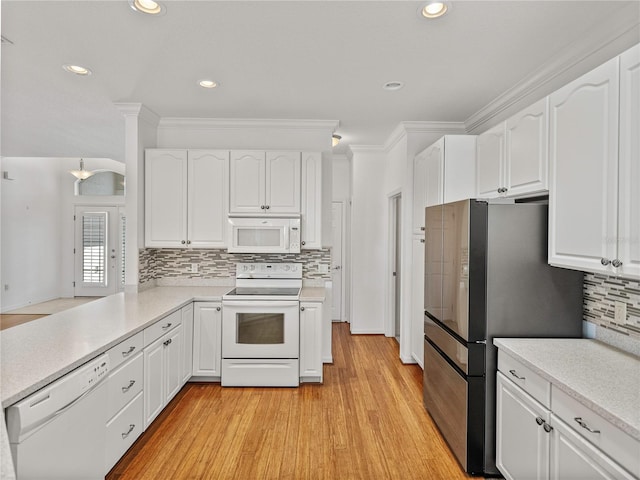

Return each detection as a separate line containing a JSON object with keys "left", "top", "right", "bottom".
{"left": 221, "top": 262, "right": 302, "bottom": 387}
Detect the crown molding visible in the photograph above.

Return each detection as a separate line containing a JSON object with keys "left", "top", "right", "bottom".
{"left": 465, "top": 4, "right": 640, "bottom": 134}
{"left": 348, "top": 144, "right": 387, "bottom": 155}
{"left": 114, "top": 103, "right": 160, "bottom": 127}
{"left": 384, "top": 121, "right": 466, "bottom": 152}
{"left": 158, "top": 117, "right": 339, "bottom": 132}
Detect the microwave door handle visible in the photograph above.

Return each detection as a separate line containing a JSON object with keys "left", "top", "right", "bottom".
{"left": 284, "top": 226, "right": 290, "bottom": 249}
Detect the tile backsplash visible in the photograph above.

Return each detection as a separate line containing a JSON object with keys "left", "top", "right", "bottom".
{"left": 139, "top": 248, "right": 331, "bottom": 288}
{"left": 583, "top": 273, "right": 640, "bottom": 344}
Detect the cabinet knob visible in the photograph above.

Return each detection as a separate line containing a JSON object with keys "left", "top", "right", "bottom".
{"left": 301, "top": 241, "right": 306, "bottom": 246}
{"left": 216, "top": 307, "right": 221, "bottom": 311}
{"left": 420, "top": 239, "right": 425, "bottom": 243}
{"left": 266, "top": 205, "right": 270, "bottom": 209}
{"left": 420, "top": 227, "right": 425, "bottom": 231}
{"left": 181, "top": 240, "right": 186, "bottom": 244}
{"left": 535, "top": 417, "right": 545, "bottom": 426}
{"left": 601, "top": 258, "right": 611, "bottom": 266}
{"left": 543, "top": 423, "right": 553, "bottom": 433}
{"left": 612, "top": 259, "right": 623, "bottom": 268}
{"left": 187, "top": 240, "right": 191, "bottom": 245}
{"left": 300, "top": 306, "right": 305, "bottom": 311}
{"left": 261, "top": 205, "right": 265, "bottom": 210}
{"left": 163, "top": 338, "right": 172, "bottom": 346}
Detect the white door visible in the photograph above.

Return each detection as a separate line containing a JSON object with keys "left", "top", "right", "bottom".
{"left": 74, "top": 206, "right": 119, "bottom": 297}
{"left": 331, "top": 202, "right": 344, "bottom": 321}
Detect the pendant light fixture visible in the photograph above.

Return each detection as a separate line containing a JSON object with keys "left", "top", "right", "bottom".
{"left": 332, "top": 134, "right": 342, "bottom": 147}
{"left": 69, "top": 159, "right": 94, "bottom": 180}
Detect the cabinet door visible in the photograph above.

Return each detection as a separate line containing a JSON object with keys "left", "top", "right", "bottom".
{"left": 181, "top": 303, "right": 194, "bottom": 385}
{"left": 143, "top": 336, "right": 165, "bottom": 429}
{"left": 507, "top": 97, "right": 549, "bottom": 197}
{"left": 550, "top": 414, "right": 636, "bottom": 480}
{"left": 496, "top": 373, "right": 550, "bottom": 480}
{"left": 301, "top": 152, "right": 322, "bottom": 249}
{"left": 413, "top": 151, "right": 428, "bottom": 233}
{"left": 145, "top": 150, "right": 188, "bottom": 247}
{"left": 411, "top": 235, "right": 425, "bottom": 368}
{"left": 425, "top": 139, "right": 444, "bottom": 207}
{"left": 618, "top": 44, "right": 640, "bottom": 279}
{"left": 188, "top": 150, "right": 229, "bottom": 248}
{"left": 299, "top": 302, "right": 322, "bottom": 379}
{"left": 476, "top": 123, "right": 506, "bottom": 198}
{"left": 549, "top": 58, "right": 619, "bottom": 273}
{"left": 230, "top": 150, "right": 265, "bottom": 213}
{"left": 192, "top": 302, "right": 222, "bottom": 377}
{"left": 266, "top": 151, "right": 301, "bottom": 213}
{"left": 164, "top": 324, "right": 183, "bottom": 403}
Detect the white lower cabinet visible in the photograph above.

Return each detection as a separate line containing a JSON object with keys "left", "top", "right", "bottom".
{"left": 181, "top": 303, "right": 194, "bottom": 385}
{"left": 144, "top": 321, "right": 183, "bottom": 429}
{"left": 299, "top": 302, "right": 323, "bottom": 382}
{"left": 105, "top": 392, "right": 143, "bottom": 472}
{"left": 496, "top": 352, "right": 638, "bottom": 480}
{"left": 192, "top": 301, "right": 222, "bottom": 378}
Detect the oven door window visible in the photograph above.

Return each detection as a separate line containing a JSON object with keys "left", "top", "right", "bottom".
{"left": 237, "top": 313, "right": 285, "bottom": 344}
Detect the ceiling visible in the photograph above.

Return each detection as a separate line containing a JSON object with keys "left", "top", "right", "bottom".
{"left": 1, "top": 1, "right": 639, "bottom": 161}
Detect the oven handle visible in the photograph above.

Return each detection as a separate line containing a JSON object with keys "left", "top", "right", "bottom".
{"left": 222, "top": 300, "right": 300, "bottom": 307}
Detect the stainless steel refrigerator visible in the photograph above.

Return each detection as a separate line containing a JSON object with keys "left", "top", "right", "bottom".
{"left": 422, "top": 199, "right": 583, "bottom": 476}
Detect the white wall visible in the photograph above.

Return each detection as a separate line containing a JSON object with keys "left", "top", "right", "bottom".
{"left": 332, "top": 154, "right": 351, "bottom": 200}
{"left": 1, "top": 157, "right": 125, "bottom": 311}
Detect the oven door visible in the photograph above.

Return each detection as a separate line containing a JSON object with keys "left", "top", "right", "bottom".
{"left": 222, "top": 300, "right": 299, "bottom": 358}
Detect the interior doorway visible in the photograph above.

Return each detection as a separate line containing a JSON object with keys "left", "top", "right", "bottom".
{"left": 74, "top": 206, "right": 124, "bottom": 297}
{"left": 389, "top": 192, "right": 402, "bottom": 342}
{"left": 331, "top": 201, "right": 346, "bottom": 322}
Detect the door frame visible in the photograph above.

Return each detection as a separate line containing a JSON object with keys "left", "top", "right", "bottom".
{"left": 386, "top": 189, "right": 402, "bottom": 339}
{"left": 331, "top": 200, "right": 348, "bottom": 322}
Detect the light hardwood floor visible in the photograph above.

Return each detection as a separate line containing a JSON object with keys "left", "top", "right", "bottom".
{"left": 0, "top": 314, "right": 48, "bottom": 330}
{"left": 107, "top": 323, "right": 480, "bottom": 480}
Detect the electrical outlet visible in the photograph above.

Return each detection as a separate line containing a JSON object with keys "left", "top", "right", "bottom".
{"left": 191, "top": 263, "right": 199, "bottom": 273}
{"left": 614, "top": 301, "right": 627, "bottom": 324}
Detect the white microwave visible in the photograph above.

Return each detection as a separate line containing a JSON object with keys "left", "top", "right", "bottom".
{"left": 227, "top": 216, "right": 301, "bottom": 254}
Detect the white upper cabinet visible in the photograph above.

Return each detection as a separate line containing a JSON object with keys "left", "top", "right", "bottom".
{"left": 417, "top": 135, "right": 476, "bottom": 209}
{"left": 476, "top": 123, "right": 506, "bottom": 197}
{"left": 301, "top": 152, "right": 323, "bottom": 249}
{"left": 477, "top": 98, "right": 549, "bottom": 199}
{"left": 506, "top": 97, "right": 549, "bottom": 197}
{"left": 229, "top": 150, "right": 301, "bottom": 214}
{"left": 412, "top": 149, "right": 429, "bottom": 234}
{"left": 145, "top": 150, "right": 188, "bottom": 248}
{"left": 549, "top": 45, "right": 639, "bottom": 279}
{"left": 145, "top": 149, "right": 229, "bottom": 248}
{"left": 617, "top": 44, "right": 640, "bottom": 279}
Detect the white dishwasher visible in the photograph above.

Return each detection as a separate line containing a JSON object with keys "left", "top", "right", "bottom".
{"left": 5, "top": 354, "right": 109, "bottom": 480}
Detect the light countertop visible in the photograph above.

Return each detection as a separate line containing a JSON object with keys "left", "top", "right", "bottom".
{"left": 299, "top": 287, "right": 326, "bottom": 302}
{"left": 1, "top": 286, "right": 231, "bottom": 408}
{"left": 494, "top": 338, "right": 640, "bottom": 440}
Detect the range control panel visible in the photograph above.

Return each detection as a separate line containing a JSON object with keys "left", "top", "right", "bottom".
{"left": 235, "top": 262, "right": 303, "bottom": 279}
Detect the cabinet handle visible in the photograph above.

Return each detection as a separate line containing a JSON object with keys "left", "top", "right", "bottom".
{"left": 181, "top": 240, "right": 186, "bottom": 245}
{"left": 163, "top": 338, "right": 172, "bottom": 346}
{"left": 612, "top": 259, "right": 623, "bottom": 268}
{"left": 261, "top": 205, "right": 265, "bottom": 209}
{"left": 266, "top": 205, "right": 270, "bottom": 209}
{"left": 535, "top": 417, "right": 545, "bottom": 426}
{"left": 122, "top": 346, "right": 136, "bottom": 357}
{"left": 601, "top": 258, "right": 611, "bottom": 266}
{"left": 187, "top": 240, "right": 191, "bottom": 245}
{"left": 122, "top": 380, "right": 136, "bottom": 393}
{"left": 420, "top": 239, "right": 425, "bottom": 243}
{"left": 162, "top": 323, "right": 172, "bottom": 330}
{"left": 574, "top": 417, "right": 600, "bottom": 434}
{"left": 420, "top": 227, "right": 425, "bottom": 231}
{"left": 509, "top": 369, "right": 525, "bottom": 380}
{"left": 121, "top": 424, "right": 135, "bottom": 439}
{"left": 543, "top": 423, "right": 553, "bottom": 433}
{"left": 216, "top": 307, "right": 221, "bottom": 311}
{"left": 300, "top": 307, "right": 305, "bottom": 311}
{"left": 301, "top": 241, "right": 306, "bottom": 246}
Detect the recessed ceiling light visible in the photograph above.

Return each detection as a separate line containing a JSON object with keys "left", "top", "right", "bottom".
{"left": 383, "top": 81, "right": 404, "bottom": 91}
{"left": 199, "top": 79, "right": 218, "bottom": 89}
{"left": 418, "top": 1, "right": 450, "bottom": 19}
{"left": 128, "top": 0, "right": 165, "bottom": 15}
{"left": 62, "top": 64, "right": 92, "bottom": 76}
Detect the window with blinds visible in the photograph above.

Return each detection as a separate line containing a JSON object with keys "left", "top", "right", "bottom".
{"left": 82, "top": 213, "right": 107, "bottom": 285}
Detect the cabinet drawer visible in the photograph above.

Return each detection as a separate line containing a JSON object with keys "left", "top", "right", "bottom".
{"left": 107, "top": 331, "right": 143, "bottom": 371}
{"left": 105, "top": 392, "right": 143, "bottom": 473}
{"left": 498, "top": 351, "right": 551, "bottom": 408}
{"left": 107, "top": 352, "right": 143, "bottom": 420}
{"left": 551, "top": 385, "right": 640, "bottom": 477}
{"left": 144, "top": 309, "right": 181, "bottom": 346}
